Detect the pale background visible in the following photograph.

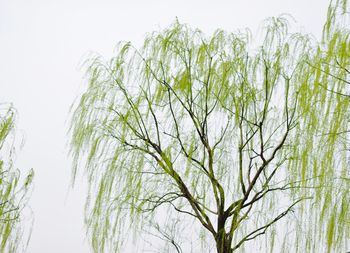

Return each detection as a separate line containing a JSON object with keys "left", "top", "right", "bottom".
{"left": 0, "top": 0, "right": 330, "bottom": 252}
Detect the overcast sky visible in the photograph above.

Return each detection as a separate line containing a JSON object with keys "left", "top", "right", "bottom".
{"left": 0, "top": 0, "right": 330, "bottom": 252}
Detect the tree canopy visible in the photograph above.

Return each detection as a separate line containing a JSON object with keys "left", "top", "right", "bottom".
{"left": 70, "top": 0, "right": 350, "bottom": 252}
{"left": 0, "top": 105, "right": 33, "bottom": 253}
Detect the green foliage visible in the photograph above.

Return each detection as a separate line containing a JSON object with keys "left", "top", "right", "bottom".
{"left": 70, "top": 1, "right": 350, "bottom": 252}
{"left": 0, "top": 105, "right": 33, "bottom": 253}
{"left": 294, "top": 0, "right": 350, "bottom": 252}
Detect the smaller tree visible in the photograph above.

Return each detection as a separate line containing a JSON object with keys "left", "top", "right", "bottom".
{"left": 0, "top": 104, "right": 33, "bottom": 253}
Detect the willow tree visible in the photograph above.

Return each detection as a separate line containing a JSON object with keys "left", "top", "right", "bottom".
{"left": 297, "top": 0, "right": 350, "bottom": 252}
{"left": 0, "top": 104, "right": 33, "bottom": 253}
{"left": 70, "top": 5, "right": 350, "bottom": 253}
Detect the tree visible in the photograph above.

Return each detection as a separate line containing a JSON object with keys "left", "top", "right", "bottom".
{"left": 298, "top": 0, "right": 350, "bottom": 251}
{"left": 70, "top": 2, "right": 350, "bottom": 252}
{"left": 0, "top": 104, "right": 33, "bottom": 253}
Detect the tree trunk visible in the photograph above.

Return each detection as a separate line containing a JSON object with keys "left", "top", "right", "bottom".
{"left": 216, "top": 240, "right": 231, "bottom": 253}
{"left": 216, "top": 232, "right": 232, "bottom": 253}
{"left": 216, "top": 245, "right": 231, "bottom": 253}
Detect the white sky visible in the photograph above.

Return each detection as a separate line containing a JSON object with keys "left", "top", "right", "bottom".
{"left": 0, "top": 0, "right": 330, "bottom": 252}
